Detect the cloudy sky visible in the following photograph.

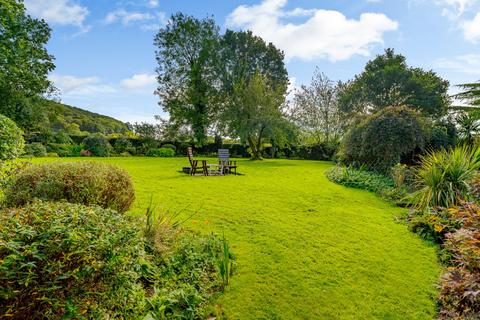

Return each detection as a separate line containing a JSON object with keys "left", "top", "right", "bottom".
{"left": 23, "top": 0, "right": 480, "bottom": 123}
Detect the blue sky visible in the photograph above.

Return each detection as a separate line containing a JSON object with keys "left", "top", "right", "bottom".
{"left": 23, "top": 0, "right": 480, "bottom": 123}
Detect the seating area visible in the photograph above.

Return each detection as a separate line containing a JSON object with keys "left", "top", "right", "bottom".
{"left": 186, "top": 147, "right": 237, "bottom": 176}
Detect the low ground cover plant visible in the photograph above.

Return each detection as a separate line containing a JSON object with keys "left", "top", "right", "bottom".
{"left": 0, "top": 201, "right": 230, "bottom": 319}
{"left": 3, "top": 161, "right": 135, "bottom": 212}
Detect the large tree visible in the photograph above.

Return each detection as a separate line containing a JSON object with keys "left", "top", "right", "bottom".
{"left": 224, "top": 72, "right": 295, "bottom": 160}
{"left": 218, "top": 30, "right": 288, "bottom": 98}
{"left": 290, "top": 69, "right": 344, "bottom": 144}
{"left": 338, "top": 49, "right": 450, "bottom": 117}
{"left": 0, "top": 0, "right": 55, "bottom": 130}
{"left": 154, "top": 13, "right": 219, "bottom": 146}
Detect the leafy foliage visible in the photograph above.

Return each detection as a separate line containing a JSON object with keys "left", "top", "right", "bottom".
{"left": 454, "top": 81, "right": 480, "bottom": 107}
{"left": 326, "top": 165, "right": 394, "bottom": 195}
{"left": 4, "top": 162, "right": 135, "bottom": 212}
{"left": 155, "top": 13, "right": 220, "bottom": 146}
{"left": 83, "top": 133, "right": 112, "bottom": 157}
{"left": 413, "top": 146, "right": 480, "bottom": 210}
{"left": 338, "top": 48, "right": 450, "bottom": 117}
{"left": 338, "top": 106, "right": 425, "bottom": 172}
{"left": 225, "top": 72, "right": 296, "bottom": 160}
{"left": 24, "top": 143, "right": 47, "bottom": 157}
{"left": 0, "top": 201, "right": 147, "bottom": 319}
{"left": 146, "top": 147, "right": 175, "bottom": 157}
{"left": 0, "top": 114, "right": 24, "bottom": 160}
{"left": 290, "top": 69, "right": 344, "bottom": 144}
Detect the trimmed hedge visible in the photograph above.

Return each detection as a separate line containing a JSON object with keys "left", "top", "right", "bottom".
{"left": 4, "top": 161, "right": 135, "bottom": 212}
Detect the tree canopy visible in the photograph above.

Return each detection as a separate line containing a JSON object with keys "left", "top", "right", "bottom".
{"left": 224, "top": 72, "right": 295, "bottom": 160}
{"left": 154, "top": 13, "right": 219, "bottom": 146}
{"left": 338, "top": 49, "right": 450, "bottom": 117}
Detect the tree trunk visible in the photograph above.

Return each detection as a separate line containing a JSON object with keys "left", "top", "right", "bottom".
{"left": 248, "top": 136, "right": 263, "bottom": 160}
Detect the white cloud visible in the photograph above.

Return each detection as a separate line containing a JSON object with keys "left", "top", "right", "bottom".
{"left": 121, "top": 74, "right": 157, "bottom": 91}
{"left": 104, "top": 9, "right": 167, "bottom": 31}
{"left": 411, "top": 0, "right": 480, "bottom": 42}
{"left": 49, "top": 74, "right": 116, "bottom": 96}
{"left": 105, "top": 9, "right": 153, "bottom": 25}
{"left": 435, "top": 54, "right": 480, "bottom": 74}
{"left": 23, "top": 0, "right": 89, "bottom": 32}
{"left": 463, "top": 12, "right": 480, "bottom": 42}
{"left": 226, "top": 0, "right": 398, "bottom": 61}
{"left": 147, "top": 0, "right": 159, "bottom": 8}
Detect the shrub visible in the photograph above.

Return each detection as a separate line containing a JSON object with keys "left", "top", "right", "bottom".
{"left": 80, "top": 149, "right": 92, "bottom": 157}
{"left": 161, "top": 143, "right": 177, "bottom": 152}
{"left": 46, "top": 152, "right": 59, "bottom": 157}
{"left": 326, "top": 165, "right": 395, "bottom": 195}
{"left": 83, "top": 133, "right": 112, "bottom": 157}
{"left": 4, "top": 161, "right": 135, "bottom": 213}
{"left": 24, "top": 143, "right": 47, "bottom": 157}
{"left": 0, "top": 201, "right": 147, "bottom": 319}
{"left": 146, "top": 148, "right": 175, "bottom": 157}
{"left": 46, "top": 143, "right": 82, "bottom": 157}
{"left": 413, "top": 146, "right": 480, "bottom": 210}
{"left": 338, "top": 106, "right": 425, "bottom": 173}
{"left": 0, "top": 114, "right": 24, "bottom": 160}
{"left": 114, "top": 137, "right": 134, "bottom": 154}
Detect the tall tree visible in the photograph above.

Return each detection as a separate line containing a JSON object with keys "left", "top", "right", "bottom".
{"left": 338, "top": 48, "right": 450, "bottom": 117}
{"left": 0, "top": 0, "right": 55, "bottom": 129}
{"left": 218, "top": 30, "right": 288, "bottom": 98}
{"left": 224, "top": 72, "right": 295, "bottom": 160}
{"left": 154, "top": 13, "right": 219, "bottom": 146}
{"left": 290, "top": 69, "right": 344, "bottom": 144}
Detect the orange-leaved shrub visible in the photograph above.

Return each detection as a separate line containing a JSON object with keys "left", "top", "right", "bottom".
{"left": 4, "top": 161, "right": 135, "bottom": 212}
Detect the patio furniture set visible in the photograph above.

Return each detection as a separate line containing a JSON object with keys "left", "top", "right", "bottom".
{"left": 186, "top": 147, "right": 238, "bottom": 176}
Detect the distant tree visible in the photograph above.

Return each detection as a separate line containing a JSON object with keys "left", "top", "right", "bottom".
{"left": 0, "top": 0, "right": 55, "bottom": 129}
{"left": 128, "top": 122, "right": 161, "bottom": 140}
{"left": 224, "top": 72, "right": 296, "bottom": 160}
{"left": 154, "top": 13, "right": 219, "bottom": 146}
{"left": 338, "top": 49, "right": 450, "bottom": 117}
{"left": 290, "top": 69, "right": 344, "bottom": 144}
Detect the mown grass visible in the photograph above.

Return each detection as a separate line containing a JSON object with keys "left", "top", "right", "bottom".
{"left": 33, "top": 157, "right": 440, "bottom": 319}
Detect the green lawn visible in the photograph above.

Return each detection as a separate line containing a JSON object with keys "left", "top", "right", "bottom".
{"left": 35, "top": 157, "right": 440, "bottom": 319}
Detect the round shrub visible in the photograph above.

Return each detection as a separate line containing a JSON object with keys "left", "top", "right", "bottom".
{"left": 0, "top": 201, "right": 147, "bottom": 319}
{"left": 161, "top": 143, "right": 177, "bottom": 152}
{"left": 338, "top": 106, "right": 425, "bottom": 173}
{"left": 83, "top": 133, "right": 112, "bottom": 157}
{"left": 146, "top": 147, "right": 175, "bottom": 157}
{"left": 0, "top": 114, "right": 24, "bottom": 160}
{"left": 24, "top": 143, "right": 47, "bottom": 157}
{"left": 114, "top": 137, "right": 134, "bottom": 154}
{"left": 4, "top": 161, "right": 135, "bottom": 212}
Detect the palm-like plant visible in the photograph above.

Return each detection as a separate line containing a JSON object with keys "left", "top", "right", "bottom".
{"left": 414, "top": 146, "right": 480, "bottom": 210}
{"left": 455, "top": 82, "right": 480, "bottom": 107}
{"left": 456, "top": 112, "right": 480, "bottom": 144}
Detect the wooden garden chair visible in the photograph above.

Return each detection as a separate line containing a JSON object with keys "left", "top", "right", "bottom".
{"left": 187, "top": 147, "right": 208, "bottom": 176}
{"left": 218, "top": 149, "right": 237, "bottom": 175}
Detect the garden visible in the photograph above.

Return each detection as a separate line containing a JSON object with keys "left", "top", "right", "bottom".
{"left": 2, "top": 0, "right": 480, "bottom": 319}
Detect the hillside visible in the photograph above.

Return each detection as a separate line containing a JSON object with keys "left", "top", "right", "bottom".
{"left": 41, "top": 99, "right": 129, "bottom": 135}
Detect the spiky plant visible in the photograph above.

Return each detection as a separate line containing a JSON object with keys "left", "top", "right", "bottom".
{"left": 414, "top": 146, "right": 480, "bottom": 210}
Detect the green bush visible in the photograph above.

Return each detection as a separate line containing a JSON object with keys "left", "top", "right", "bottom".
{"left": 0, "top": 114, "right": 24, "bottom": 160}
{"left": 0, "top": 201, "right": 232, "bottom": 319}
{"left": 146, "top": 147, "right": 175, "bottom": 157}
{"left": 24, "top": 143, "right": 47, "bottom": 157}
{"left": 413, "top": 146, "right": 480, "bottom": 210}
{"left": 161, "top": 143, "right": 177, "bottom": 152}
{"left": 326, "top": 165, "right": 394, "bottom": 195}
{"left": 114, "top": 137, "right": 134, "bottom": 154}
{"left": 46, "top": 143, "right": 82, "bottom": 157}
{"left": 4, "top": 161, "right": 135, "bottom": 212}
{"left": 83, "top": 133, "right": 112, "bottom": 157}
{"left": 0, "top": 201, "right": 147, "bottom": 319}
{"left": 338, "top": 106, "right": 425, "bottom": 173}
